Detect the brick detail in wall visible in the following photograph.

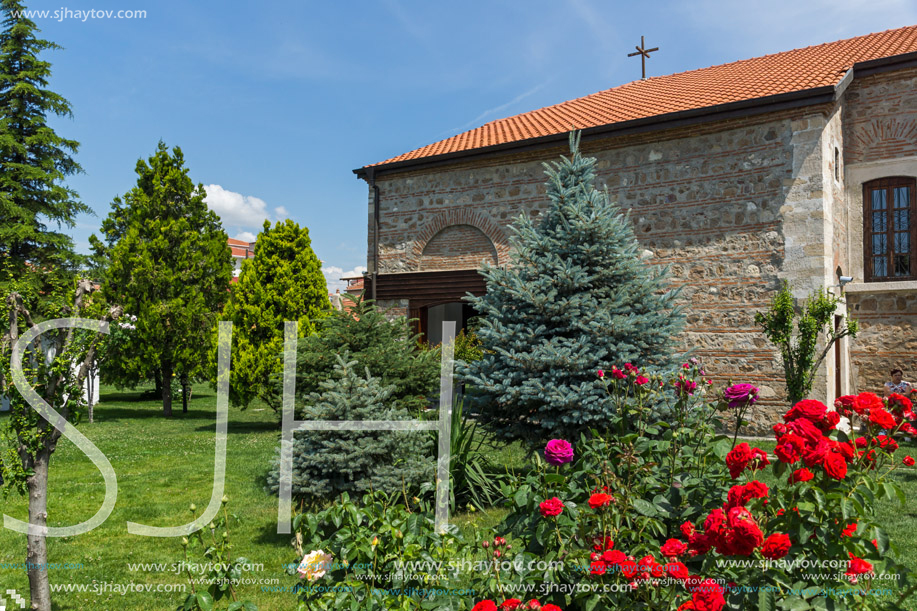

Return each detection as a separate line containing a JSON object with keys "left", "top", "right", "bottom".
{"left": 844, "top": 67, "right": 917, "bottom": 165}
{"left": 410, "top": 207, "right": 510, "bottom": 268}
{"left": 420, "top": 224, "right": 498, "bottom": 271}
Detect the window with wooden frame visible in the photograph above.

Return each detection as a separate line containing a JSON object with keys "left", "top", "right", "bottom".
{"left": 863, "top": 177, "right": 916, "bottom": 282}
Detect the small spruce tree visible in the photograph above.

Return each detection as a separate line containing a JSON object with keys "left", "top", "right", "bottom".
{"left": 268, "top": 357, "right": 434, "bottom": 500}
{"left": 462, "top": 132, "right": 683, "bottom": 443}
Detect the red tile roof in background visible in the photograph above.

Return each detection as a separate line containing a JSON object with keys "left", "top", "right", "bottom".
{"left": 367, "top": 25, "right": 917, "bottom": 168}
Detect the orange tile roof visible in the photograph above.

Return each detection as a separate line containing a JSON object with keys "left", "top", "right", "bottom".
{"left": 367, "top": 25, "right": 917, "bottom": 168}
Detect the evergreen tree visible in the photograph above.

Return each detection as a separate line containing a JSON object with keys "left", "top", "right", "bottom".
{"left": 0, "top": 0, "right": 88, "bottom": 298}
{"left": 462, "top": 133, "right": 684, "bottom": 443}
{"left": 222, "top": 219, "right": 330, "bottom": 409}
{"left": 267, "top": 357, "right": 434, "bottom": 500}
{"left": 288, "top": 297, "right": 439, "bottom": 416}
{"left": 99, "top": 142, "right": 233, "bottom": 416}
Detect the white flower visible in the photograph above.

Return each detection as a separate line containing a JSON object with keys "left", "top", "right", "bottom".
{"left": 130, "top": 315, "right": 137, "bottom": 322}
{"left": 297, "top": 550, "right": 332, "bottom": 581}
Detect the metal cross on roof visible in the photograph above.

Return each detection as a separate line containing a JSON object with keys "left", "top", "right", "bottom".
{"left": 628, "top": 35, "right": 659, "bottom": 80}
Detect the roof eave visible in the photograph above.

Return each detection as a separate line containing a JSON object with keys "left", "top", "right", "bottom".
{"left": 353, "top": 49, "right": 917, "bottom": 181}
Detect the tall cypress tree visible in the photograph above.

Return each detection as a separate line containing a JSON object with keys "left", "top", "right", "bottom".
{"left": 222, "top": 219, "right": 331, "bottom": 410}
{"left": 462, "top": 133, "right": 684, "bottom": 443}
{"left": 0, "top": 0, "right": 87, "bottom": 291}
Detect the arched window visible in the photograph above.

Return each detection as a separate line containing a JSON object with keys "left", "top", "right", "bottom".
{"left": 863, "top": 177, "right": 916, "bottom": 282}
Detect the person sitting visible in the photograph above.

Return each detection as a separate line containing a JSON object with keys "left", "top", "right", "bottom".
{"left": 884, "top": 368, "right": 913, "bottom": 397}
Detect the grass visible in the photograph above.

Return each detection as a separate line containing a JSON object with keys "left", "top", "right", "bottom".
{"left": 0, "top": 384, "right": 297, "bottom": 611}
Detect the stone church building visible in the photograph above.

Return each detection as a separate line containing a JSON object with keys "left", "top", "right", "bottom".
{"left": 355, "top": 26, "right": 917, "bottom": 421}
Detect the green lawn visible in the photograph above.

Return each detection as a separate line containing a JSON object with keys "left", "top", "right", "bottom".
{"left": 0, "top": 385, "right": 298, "bottom": 611}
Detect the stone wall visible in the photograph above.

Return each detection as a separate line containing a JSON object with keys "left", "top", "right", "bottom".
{"left": 841, "top": 67, "right": 917, "bottom": 395}
{"left": 365, "top": 96, "right": 908, "bottom": 429}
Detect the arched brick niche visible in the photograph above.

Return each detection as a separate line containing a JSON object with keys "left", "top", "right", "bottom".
{"left": 420, "top": 225, "right": 498, "bottom": 271}
{"left": 411, "top": 209, "right": 509, "bottom": 269}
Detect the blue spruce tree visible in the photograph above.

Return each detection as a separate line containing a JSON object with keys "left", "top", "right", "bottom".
{"left": 462, "top": 133, "right": 683, "bottom": 442}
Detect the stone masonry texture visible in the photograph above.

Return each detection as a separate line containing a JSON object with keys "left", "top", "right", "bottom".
{"left": 365, "top": 67, "right": 917, "bottom": 431}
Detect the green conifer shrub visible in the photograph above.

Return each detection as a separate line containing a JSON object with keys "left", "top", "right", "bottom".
{"left": 462, "top": 133, "right": 684, "bottom": 443}
{"left": 267, "top": 357, "right": 434, "bottom": 500}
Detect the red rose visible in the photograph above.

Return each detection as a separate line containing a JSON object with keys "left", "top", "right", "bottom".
{"left": 661, "top": 538, "right": 688, "bottom": 558}
{"left": 775, "top": 434, "right": 806, "bottom": 463}
{"left": 666, "top": 561, "right": 690, "bottom": 581}
{"left": 681, "top": 521, "right": 696, "bottom": 538}
{"left": 723, "top": 507, "right": 764, "bottom": 556}
{"left": 541, "top": 605, "right": 562, "bottom": 611}
{"left": 802, "top": 438, "right": 829, "bottom": 467}
{"left": 751, "top": 447, "right": 771, "bottom": 469}
{"left": 845, "top": 553, "right": 874, "bottom": 584}
{"left": 904, "top": 456, "right": 915, "bottom": 466}
{"left": 592, "top": 535, "right": 614, "bottom": 551}
{"left": 869, "top": 407, "right": 897, "bottom": 430}
{"left": 835, "top": 441, "right": 855, "bottom": 462}
{"left": 727, "top": 481, "right": 769, "bottom": 508}
{"left": 784, "top": 399, "right": 827, "bottom": 423}
{"left": 635, "top": 375, "right": 650, "bottom": 386}
{"left": 789, "top": 467, "right": 814, "bottom": 483}
{"left": 704, "top": 509, "right": 726, "bottom": 535}
{"left": 539, "top": 497, "right": 564, "bottom": 517}
{"left": 725, "top": 442, "right": 753, "bottom": 479}
{"left": 787, "top": 418, "right": 823, "bottom": 446}
{"left": 876, "top": 435, "right": 899, "bottom": 452}
{"left": 841, "top": 522, "right": 857, "bottom": 537}
{"left": 761, "top": 533, "right": 791, "bottom": 559}
{"left": 619, "top": 558, "right": 638, "bottom": 579}
{"left": 678, "top": 603, "right": 696, "bottom": 611}
{"left": 855, "top": 436, "right": 868, "bottom": 449}
{"left": 588, "top": 493, "right": 613, "bottom": 509}
{"left": 473, "top": 602, "right": 498, "bottom": 611}
{"left": 524, "top": 600, "right": 541, "bottom": 610}
{"left": 821, "top": 410, "right": 841, "bottom": 432}
{"left": 824, "top": 451, "right": 848, "bottom": 480}
{"left": 589, "top": 560, "right": 606, "bottom": 576}
{"left": 772, "top": 423, "right": 787, "bottom": 436}
{"left": 688, "top": 531, "right": 713, "bottom": 555}
{"left": 856, "top": 392, "right": 884, "bottom": 415}
{"left": 500, "top": 600, "right": 522, "bottom": 610}
{"left": 835, "top": 395, "right": 858, "bottom": 416}
{"left": 602, "top": 549, "right": 626, "bottom": 566}
{"left": 638, "top": 555, "right": 665, "bottom": 578}
{"left": 692, "top": 579, "right": 726, "bottom": 611}
{"left": 888, "top": 393, "right": 915, "bottom": 419}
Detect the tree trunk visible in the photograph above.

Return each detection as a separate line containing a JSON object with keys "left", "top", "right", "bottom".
{"left": 87, "top": 366, "right": 95, "bottom": 424}
{"left": 161, "top": 364, "right": 173, "bottom": 417}
{"left": 154, "top": 369, "right": 162, "bottom": 398}
{"left": 26, "top": 453, "right": 52, "bottom": 611}
{"left": 181, "top": 373, "right": 189, "bottom": 414}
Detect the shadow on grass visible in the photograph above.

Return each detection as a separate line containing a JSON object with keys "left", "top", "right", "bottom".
{"left": 92, "top": 405, "right": 216, "bottom": 422}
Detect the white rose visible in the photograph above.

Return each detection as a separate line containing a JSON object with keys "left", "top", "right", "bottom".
{"left": 297, "top": 550, "right": 332, "bottom": 581}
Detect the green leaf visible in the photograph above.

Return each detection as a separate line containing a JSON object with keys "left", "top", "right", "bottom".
{"left": 195, "top": 592, "right": 214, "bottom": 611}
{"left": 632, "top": 499, "right": 658, "bottom": 517}
{"left": 758, "top": 588, "right": 776, "bottom": 611}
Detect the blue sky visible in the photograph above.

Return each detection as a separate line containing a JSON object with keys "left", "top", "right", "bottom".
{"left": 23, "top": 0, "right": 917, "bottom": 291}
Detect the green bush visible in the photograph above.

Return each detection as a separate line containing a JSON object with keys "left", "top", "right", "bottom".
{"left": 286, "top": 297, "right": 439, "bottom": 417}
{"left": 267, "top": 357, "right": 434, "bottom": 501}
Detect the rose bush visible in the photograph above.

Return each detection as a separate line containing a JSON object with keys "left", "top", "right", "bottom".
{"left": 471, "top": 366, "right": 915, "bottom": 610}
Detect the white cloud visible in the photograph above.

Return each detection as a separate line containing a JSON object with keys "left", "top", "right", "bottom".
{"left": 323, "top": 265, "right": 367, "bottom": 294}
{"left": 233, "top": 231, "right": 257, "bottom": 242}
{"left": 204, "top": 184, "right": 287, "bottom": 234}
